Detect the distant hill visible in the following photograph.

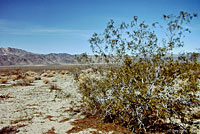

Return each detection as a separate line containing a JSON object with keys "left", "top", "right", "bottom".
{"left": 0, "top": 47, "right": 75, "bottom": 66}
{"left": 0, "top": 47, "right": 199, "bottom": 66}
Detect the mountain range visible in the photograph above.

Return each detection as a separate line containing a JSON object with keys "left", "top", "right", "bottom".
{"left": 1, "top": 47, "right": 199, "bottom": 66}
{"left": 0, "top": 47, "right": 75, "bottom": 66}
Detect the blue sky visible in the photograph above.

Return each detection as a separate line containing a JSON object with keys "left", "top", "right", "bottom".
{"left": 0, "top": 0, "right": 199, "bottom": 54}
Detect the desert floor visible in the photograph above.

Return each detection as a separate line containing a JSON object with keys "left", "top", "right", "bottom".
{"left": 0, "top": 67, "right": 199, "bottom": 134}
{"left": 0, "top": 69, "right": 117, "bottom": 134}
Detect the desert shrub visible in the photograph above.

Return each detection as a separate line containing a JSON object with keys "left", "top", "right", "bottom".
{"left": 43, "top": 78, "right": 49, "bottom": 84}
{"left": 48, "top": 72, "right": 54, "bottom": 77}
{"left": 12, "top": 81, "right": 32, "bottom": 86}
{"left": 0, "top": 77, "right": 8, "bottom": 84}
{"left": 49, "top": 84, "right": 61, "bottom": 92}
{"left": 0, "top": 93, "right": 10, "bottom": 99}
{"left": 41, "top": 72, "right": 48, "bottom": 77}
{"left": 77, "top": 11, "right": 200, "bottom": 133}
{"left": 60, "top": 70, "right": 66, "bottom": 75}
{"left": 10, "top": 75, "right": 19, "bottom": 81}
{"left": 25, "top": 76, "right": 35, "bottom": 83}
{"left": 78, "top": 68, "right": 104, "bottom": 85}
{"left": 25, "top": 71, "right": 37, "bottom": 76}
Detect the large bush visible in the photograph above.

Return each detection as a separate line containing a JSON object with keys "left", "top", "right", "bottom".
{"left": 77, "top": 11, "right": 199, "bottom": 133}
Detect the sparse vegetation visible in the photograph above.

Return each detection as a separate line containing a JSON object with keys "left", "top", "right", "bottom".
{"left": 49, "top": 84, "right": 61, "bottom": 92}
{"left": 0, "top": 67, "right": 82, "bottom": 133}
{"left": 0, "top": 126, "right": 19, "bottom": 134}
{"left": 0, "top": 77, "right": 8, "bottom": 84}
{"left": 0, "top": 93, "right": 10, "bottom": 99}
{"left": 43, "top": 78, "right": 50, "bottom": 84}
{"left": 45, "top": 127, "right": 55, "bottom": 134}
{"left": 10, "top": 75, "right": 19, "bottom": 81}
{"left": 77, "top": 11, "right": 200, "bottom": 133}
{"left": 41, "top": 72, "right": 48, "bottom": 77}
{"left": 12, "top": 81, "right": 32, "bottom": 86}
{"left": 25, "top": 76, "right": 35, "bottom": 83}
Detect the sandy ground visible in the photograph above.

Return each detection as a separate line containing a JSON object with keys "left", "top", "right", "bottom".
{"left": 0, "top": 72, "right": 104, "bottom": 134}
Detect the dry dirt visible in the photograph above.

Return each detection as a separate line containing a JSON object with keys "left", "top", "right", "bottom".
{"left": 0, "top": 71, "right": 109, "bottom": 134}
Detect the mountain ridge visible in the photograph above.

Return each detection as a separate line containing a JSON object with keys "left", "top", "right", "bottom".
{"left": 0, "top": 47, "right": 75, "bottom": 66}
{"left": 1, "top": 47, "right": 199, "bottom": 66}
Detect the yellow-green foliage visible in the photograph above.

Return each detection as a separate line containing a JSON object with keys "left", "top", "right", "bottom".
{"left": 77, "top": 11, "right": 199, "bottom": 133}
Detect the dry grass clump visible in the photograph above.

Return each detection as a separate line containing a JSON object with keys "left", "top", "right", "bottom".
{"left": 25, "top": 76, "right": 35, "bottom": 83}
{"left": 12, "top": 81, "right": 32, "bottom": 86}
{"left": 41, "top": 73, "right": 48, "bottom": 77}
{"left": 65, "top": 70, "right": 70, "bottom": 74}
{"left": 0, "top": 77, "right": 8, "bottom": 84}
{"left": 35, "top": 76, "right": 41, "bottom": 80}
{"left": 0, "top": 73, "right": 7, "bottom": 77}
{"left": 43, "top": 78, "right": 49, "bottom": 84}
{"left": 0, "top": 126, "right": 19, "bottom": 134}
{"left": 78, "top": 68, "right": 104, "bottom": 85}
{"left": 40, "top": 71, "right": 56, "bottom": 77}
{"left": 49, "top": 84, "right": 61, "bottom": 92}
{"left": 50, "top": 71, "right": 56, "bottom": 74}
{"left": 10, "top": 75, "right": 19, "bottom": 81}
{"left": 18, "top": 74, "right": 25, "bottom": 79}
{"left": 45, "top": 127, "right": 55, "bottom": 134}
{"left": 49, "top": 84, "right": 71, "bottom": 99}
{"left": 0, "top": 92, "right": 10, "bottom": 99}
{"left": 60, "top": 70, "right": 70, "bottom": 75}
{"left": 25, "top": 71, "right": 37, "bottom": 76}
{"left": 48, "top": 72, "right": 54, "bottom": 77}
{"left": 60, "top": 70, "right": 65, "bottom": 75}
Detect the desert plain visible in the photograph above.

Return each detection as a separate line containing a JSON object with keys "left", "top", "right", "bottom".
{"left": 0, "top": 65, "right": 199, "bottom": 134}
{"left": 0, "top": 65, "right": 124, "bottom": 134}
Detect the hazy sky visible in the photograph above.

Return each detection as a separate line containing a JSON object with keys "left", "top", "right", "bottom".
{"left": 0, "top": 0, "right": 200, "bottom": 54}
